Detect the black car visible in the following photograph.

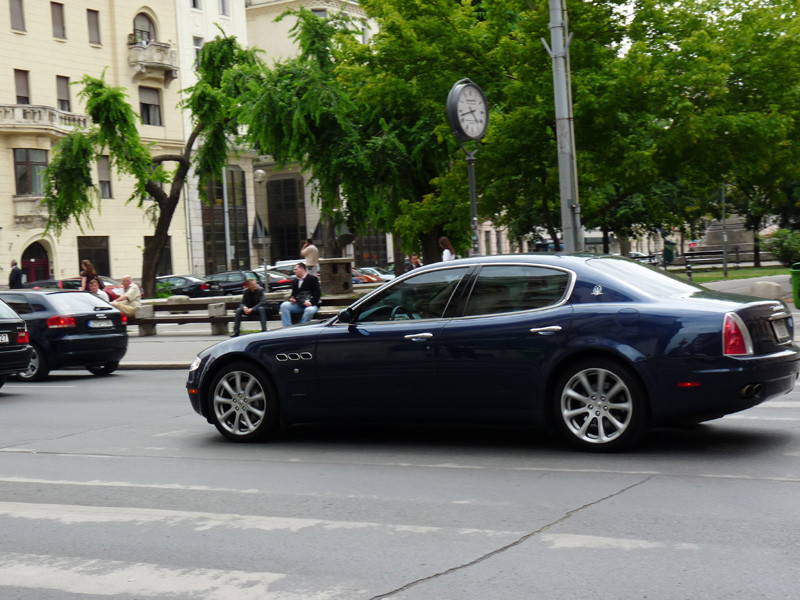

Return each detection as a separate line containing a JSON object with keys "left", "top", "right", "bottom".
{"left": 187, "top": 254, "right": 800, "bottom": 451}
{"left": 156, "top": 275, "right": 223, "bottom": 298}
{"left": 0, "top": 290, "right": 128, "bottom": 381}
{"left": 205, "top": 270, "right": 265, "bottom": 295}
{"left": 0, "top": 299, "right": 31, "bottom": 389}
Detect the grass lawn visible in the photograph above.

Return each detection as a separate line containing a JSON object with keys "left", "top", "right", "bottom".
{"left": 668, "top": 264, "right": 789, "bottom": 283}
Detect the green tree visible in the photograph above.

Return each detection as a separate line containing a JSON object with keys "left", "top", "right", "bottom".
{"left": 43, "top": 35, "right": 260, "bottom": 297}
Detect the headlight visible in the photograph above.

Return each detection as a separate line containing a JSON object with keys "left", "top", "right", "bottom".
{"left": 189, "top": 355, "right": 202, "bottom": 372}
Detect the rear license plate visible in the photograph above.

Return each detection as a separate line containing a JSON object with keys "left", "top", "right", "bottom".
{"left": 0, "top": 333, "right": 8, "bottom": 343}
{"left": 89, "top": 320, "right": 113, "bottom": 329}
{"left": 772, "top": 319, "right": 790, "bottom": 342}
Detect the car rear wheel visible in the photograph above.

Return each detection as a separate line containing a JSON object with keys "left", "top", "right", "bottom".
{"left": 209, "top": 362, "right": 279, "bottom": 442}
{"left": 86, "top": 361, "right": 119, "bottom": 376}
{"left": 17, "top": 344, "right": 50, "bottom": 382}
{"left": 553, "top": 358, "right": 648, "bottom": 451}
{"left": 0, "top": 376, "right": 6, "bottom": 390}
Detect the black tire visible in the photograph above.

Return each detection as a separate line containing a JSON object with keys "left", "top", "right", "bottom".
{"left": 208, "top": 361, "right": 279, "bottom": 442}
{"left": 552, "top": 358, "right": 649, "bottom": 452}
{"left": 17, "top": 344, "right": 50, "bottom": 382}
{"left": 86, "top": 361, "right": 119, "bottom": 376}
{"left": 0, "top": 376, "right": 6, "bottom": 390}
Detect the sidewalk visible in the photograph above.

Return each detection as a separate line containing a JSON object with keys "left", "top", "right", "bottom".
{"left": 119, "top": 275, "right": 799, "bottom": 370}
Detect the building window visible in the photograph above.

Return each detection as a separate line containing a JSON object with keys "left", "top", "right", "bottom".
{"left": 144, "top": 236, "right": 172, "bottom": 276}
{"left": 51, "top": 2, "right": 65, "bottom": 39}
{"left": 139, "top": 86, "right": 162, "bottom": 126}
{"left": 132, "top": 13, "right": 155, "bottom": 44}
{"left": 192, "top": 0, "right": 202, "bottom": 9}
{"left": 267, "top": 177, "right": 306, "bottom": 263}
{"left": 193, "top": 36, "right": 204, "bottom": 61}
{"left": 14, "top": 69, "right": 30, "bottom": 104}
{"left": 98, "top": 156, "right": 112, "bottom": 198}
{"left": 10, "top": 0, "right": 25, "bottom": 31}
{"left": 77, "top": 237, "right": 110, "bottom": 279}
{"left": 219, "top": 0, "right": 229, "bottom": 16}
{"left": 56, "top": 76, "right": 70, "bottom": 112}
{"left": 202, "top": 167, "right": 250, "bottom": 273}
{"left": 14, "top": 149, "right": 47, "bottom": 196}
{"left": 87, "top": 9, "right": 101, "bottom": 44}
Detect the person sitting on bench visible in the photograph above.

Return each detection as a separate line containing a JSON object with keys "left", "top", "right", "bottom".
{"left": 280, "top": 262, "right": 321, "bottom": 326}
{"left": 231, "top": 278, "right": 267, "bottom": 337}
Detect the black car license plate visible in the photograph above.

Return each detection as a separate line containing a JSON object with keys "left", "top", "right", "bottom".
{"left": 89, "top": 320, "right": 113, "bottom": 329}
{"left": 0, "top": 333, "right": 8, "bottom": 343}
{"left": 772, "top": 318, "right": 790, "bottom": 342}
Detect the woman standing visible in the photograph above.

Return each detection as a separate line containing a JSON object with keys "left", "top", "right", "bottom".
{"left": 439, "top": 236, "right": 456, "bottom": 262}
{"left": 79, "top": 260, "right": 103, "bottom": 291}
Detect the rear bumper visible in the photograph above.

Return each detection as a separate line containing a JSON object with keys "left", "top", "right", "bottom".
{"left": 650, "top": 349, "right": 800, "bottom": 422}
{"left": 47, "top": 333, "right": 128, "bottom": 369}
{"left": 0, "top": 345, "right": 32, "bottom": 376}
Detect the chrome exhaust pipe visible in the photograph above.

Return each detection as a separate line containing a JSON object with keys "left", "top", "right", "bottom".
{"left": 740, "top": 384, "right": 762, "bottom": 398}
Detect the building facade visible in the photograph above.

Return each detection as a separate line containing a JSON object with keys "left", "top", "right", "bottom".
{"left": 1, "top": 0, "right": 189, "bottom": 286}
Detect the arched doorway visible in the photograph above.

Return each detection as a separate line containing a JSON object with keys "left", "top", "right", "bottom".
{"left": 21, "top": 242, "right": 50, "bottom": 283}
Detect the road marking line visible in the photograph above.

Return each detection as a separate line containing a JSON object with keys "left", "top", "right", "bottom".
{"left": 541, "top": 534, "right": 700, "bottom": 551}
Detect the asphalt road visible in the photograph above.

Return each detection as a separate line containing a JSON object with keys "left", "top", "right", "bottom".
{"left": 1, "top": 370, "right": 799, "bottom": 599}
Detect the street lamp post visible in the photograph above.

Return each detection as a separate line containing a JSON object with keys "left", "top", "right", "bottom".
{"left": 446, "top": 79, "right": 489, "bottom": 256}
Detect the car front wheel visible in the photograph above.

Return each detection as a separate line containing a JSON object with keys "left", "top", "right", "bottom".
{"left": 17, "top": 344, "right": 49, "bottom": 382}
{"left": 553, "top": 358, "right": 648, "bottom": 451}
{"left": 209, "top": 362, "right": 278, "bottom": 442}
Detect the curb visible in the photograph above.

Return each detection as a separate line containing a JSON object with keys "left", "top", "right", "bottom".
{"left": 119, "top": 362, "right": 190, "bottom": 370}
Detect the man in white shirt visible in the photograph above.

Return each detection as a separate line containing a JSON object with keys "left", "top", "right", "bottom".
{"left": 300, "top": 239, "right": 320, "bottom": 276}
{"left": 88, "top": 278, "right": 109, "bottom": 302}
{"left": 112, "top": 275, "right": 142, "bottom": 317}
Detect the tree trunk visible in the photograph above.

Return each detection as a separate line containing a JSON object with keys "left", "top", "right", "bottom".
{"left": 752, "top": 221, "right": 761, "bottom": 268}
{"left": 140, "top": 191, "right": 181, "bottom": 298}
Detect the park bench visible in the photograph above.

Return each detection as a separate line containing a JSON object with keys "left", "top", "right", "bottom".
{"left": 683, "top": 248, "right": 742, "bottom": 280}
{"left": 128, "top": 294, "right": 359, "bottom": 336}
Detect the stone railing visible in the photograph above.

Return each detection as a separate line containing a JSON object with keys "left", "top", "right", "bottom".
{"left": 0, "top": 105, "right": 89, "bottom": 132}
{"left": 127, "top": 40, "right": 178, "bottom": 82}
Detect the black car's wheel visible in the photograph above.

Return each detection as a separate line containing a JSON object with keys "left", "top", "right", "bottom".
{"left": 553, "top": 358, "right": 648, "bottom": 451}
{"left": 0, "top": 376, "right": 6, "bottom": 390}
{"left": 209, "top": 362, "right": 279, "bottom": 442}
{"left": 86, "top": 361, "right": 119, "bottom": 376}
{"left": 17, "top": 344, "right": 50, "bottom": 382}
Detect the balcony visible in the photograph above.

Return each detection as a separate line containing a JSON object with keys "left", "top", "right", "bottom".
{"left": 127, "top": 40, "right": 178, "bottom": 84}
{"left": 0, "top": 105, "right": 89, "bottom": 136}
{"left": 13, "top": 195, "right": 48, "bottom": 229}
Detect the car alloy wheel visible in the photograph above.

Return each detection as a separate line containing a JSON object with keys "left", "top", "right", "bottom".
{"left": 17, "top": 344, "right": 49, "bottom": 382}
{"left": 209, "top": 362, "right": 278, "bottom": 442}
{"left": 554, "top": 359, "right": 648, "bottom": 451}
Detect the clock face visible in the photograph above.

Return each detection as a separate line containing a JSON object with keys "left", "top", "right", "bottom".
{"left": 456, "top": 84, "right": 488, "bottom": 139}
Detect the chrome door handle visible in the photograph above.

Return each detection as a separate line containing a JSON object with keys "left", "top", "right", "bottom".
{"left": 404, "top": 333, "right": 433, "bottom": 341}
{"left": 529, "top": 326, "right": 562, "bottom": 335}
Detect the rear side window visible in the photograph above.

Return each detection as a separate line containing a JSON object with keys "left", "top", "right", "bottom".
{"left": 0, "top": 294, "right": 33, "bottom": 315}
{"left": 0, "top": 298, "right": 25, "bottom": 318}
{"left": 47, "top": 292, "right": 114, "bottom": 313}
{"left": 463, "top": 265, "right": 570, "bottom": 316}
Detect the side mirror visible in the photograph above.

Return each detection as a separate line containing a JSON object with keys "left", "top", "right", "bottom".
{"left": 337, "top": 308, "right": 354, "bottom": 324}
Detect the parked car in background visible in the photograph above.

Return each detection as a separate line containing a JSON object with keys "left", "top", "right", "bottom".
{"left": 627, "top": 252, "right": 661, "bottom": 266}
{"left": 186, "top": 254, "right": 799, "bottom": 451}
{"left": 352, "top": 269, "right": 383, "bottom": 284}
{"left": 204, "top": 270, "right": 265, "bottom": 295}
{"left": 253, "top": 268, "right": 296, "bottom": 292}
{"left": 156, "top": 275, "right": 223, "bottom": 298}
{"left": 358, "top": 267, "right": 396, "bottom": 282}
{"left": 0, "top": 290, "right": 128, "bottom": 381}
{"left": 0, "top": 299, "right": 31, "bottom": 390}
{"left": 24, "top": 276, "right": 124, "bottom": 301}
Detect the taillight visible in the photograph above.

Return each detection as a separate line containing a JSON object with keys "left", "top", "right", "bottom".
{"left": 47, "top": 315, "right": 76, "bottom": 328}
{"left": 121, "top": 314, "right": 127, "bottom": 325}
{"left": 200, "top": 283, "right": 209, "bottom": 290}
{"left": 17, "top": 331, "right": 29, "bottom": 344}
{"left": 723, "top": 313, "right": 753, "bottom": 356}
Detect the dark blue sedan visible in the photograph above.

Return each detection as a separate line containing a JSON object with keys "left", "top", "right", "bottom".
{"left": 186, "top": 255, "right": 800, "bottom": 451}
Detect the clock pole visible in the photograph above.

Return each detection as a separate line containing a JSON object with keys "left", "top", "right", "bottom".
{"left": 446, "top": 79, "right": 488, "bottom": 257}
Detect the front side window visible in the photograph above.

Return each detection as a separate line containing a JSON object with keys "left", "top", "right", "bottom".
{"left": 14, "top": 69, "right": 29, "bottom": 104}
{"left": 10, "top": 0, "right": 25, "bottom": 31}
{"left": 98, "top": 156, "right": 112, "bottom": 198}
{"left": 463, "top": 265, "right": 570, "bottom": 317}
{"left": 132, "top": 13, "right": 155, "bottom": 44}
{"left": 87, "top": 9, "right": 101, "bottom": 44}
{"left": 14, "top": 149, "right": 47, "bottom": 195}
{"left": 51, "top": 2, "right": 65, "bottom": 38}
{"left": 139, "top": 86, "right": 162, "bottom": 126}
{"left": 353, "top": 267, "right": 469, "bottom": 323}
{"left": 56, "top": 75, "right": 70, "bottom": 112}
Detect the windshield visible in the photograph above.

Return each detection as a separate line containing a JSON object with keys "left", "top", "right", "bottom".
{"left": 0, "top": 299, "right": 21, "bottom": 319}
{"left": 586, "top": 256, "right": 701, "bottom": 298}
